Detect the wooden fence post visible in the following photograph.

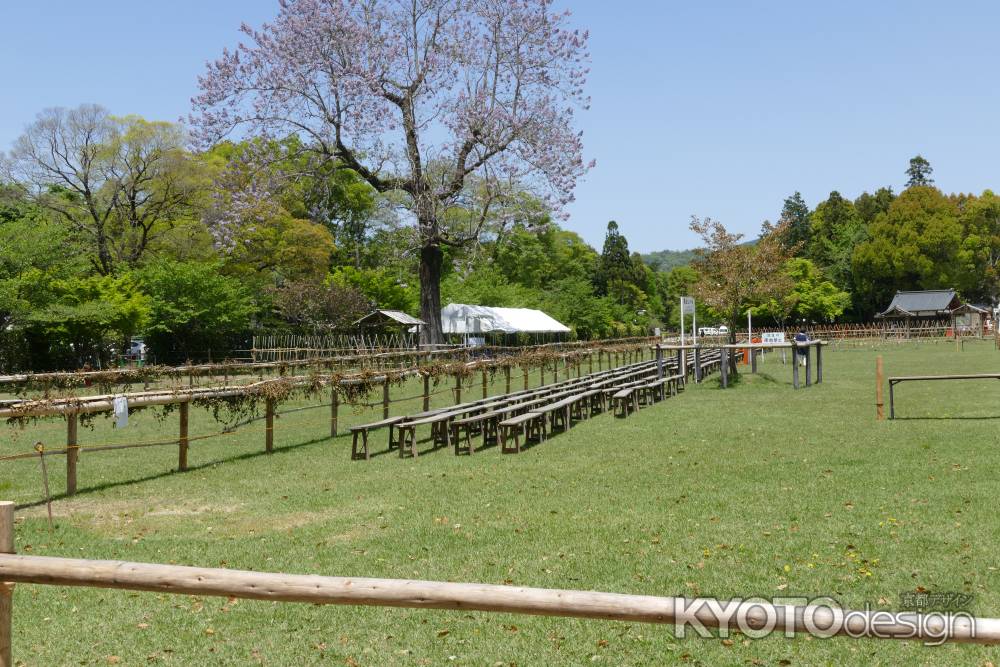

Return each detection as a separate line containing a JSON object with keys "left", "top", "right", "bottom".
{"left": 382, "top": 379, "right": 390, "bottom": 419}
{"left": 588, "top": 353, "right": 594, "bottom": 375}
{"left": 504, "top": 367, "right": 511, "bottom": 395}
{"left": 694, "top": 346, "right": 702, "bottom": 383}
{"left": 655, "top": 345, "right": 664, "bottom": 380}
{"left": 720, "top": 348, "right": 729, "bottom": 388}
{"left": 792, "top": 347, "right": 800, "bottom": 389}
{"left": 66, "top": 413, "right": 78, "bottom": 496}
{"left": 178, "top": 402, "right": 189, "bottom": 472}
{"left": 330, "top": 386, "right": 339, "bottom": 437}
{"left": 422, "top": 375, "right": 430, "bottom": 412}
{"left": 454, "top": 374, "right": 462, "bottom": 405}
{"left": 540, "top": 363, "right": 546, "bottom": 386}
{"left": 0, "top": 500, "right": 12, "bottom": 667}
{"left": 805, "top": 346, "right": 812, "bottom": 386}
{"left": 875, "top": 355, "right": 884, "bottom": 421}
{"left": 482, "top": 371, "right": 488, "bottom": 399}
{"left": 523, "top": 366, "right": 529, "bottom": 391}
{"left": 265, "top": 399, "right": 275, "bottom": 453}
{"left": 816, "top": 344, "right": 823, "bottom": 383}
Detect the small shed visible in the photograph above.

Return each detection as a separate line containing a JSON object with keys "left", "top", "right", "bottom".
{"left": 354, "top": 310, "right": 425, "bottom": 347}
{"left": 875, "top": 289, "right": 989, "bottom": 335}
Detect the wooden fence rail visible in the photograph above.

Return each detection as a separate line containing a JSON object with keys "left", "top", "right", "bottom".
{"left": 0, "top": 500, "right": 995, "bottom": 667}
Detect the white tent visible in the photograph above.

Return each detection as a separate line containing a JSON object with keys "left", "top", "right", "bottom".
{"left": 441, "top": 303, "right": 570, "bottom": 335}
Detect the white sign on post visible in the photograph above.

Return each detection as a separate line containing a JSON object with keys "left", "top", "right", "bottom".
{"left": 762, "top": 332, "right": 786, "bottom": 344}
{"left": 680, "top": 297, "right": 695, "bottom": 315}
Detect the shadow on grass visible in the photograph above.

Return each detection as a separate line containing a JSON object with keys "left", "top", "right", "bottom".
{"left": 15, "top": 435, "right": 333, "bottom": 510}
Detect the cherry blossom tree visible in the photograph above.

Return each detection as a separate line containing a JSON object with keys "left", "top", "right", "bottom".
{"left": 191, "top": 0, "right": 592, "bottom": 343}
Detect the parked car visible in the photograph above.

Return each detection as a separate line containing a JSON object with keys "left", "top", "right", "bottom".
{"left": 717, "top": 325, "right": 729, "bottom": 335}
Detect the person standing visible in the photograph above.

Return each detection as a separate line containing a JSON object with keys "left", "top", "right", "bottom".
{"left": 794, "top": 329, "right": 809, "bottom": 366}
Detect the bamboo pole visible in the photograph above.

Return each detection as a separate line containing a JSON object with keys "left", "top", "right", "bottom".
{"left": 875, "top": 356, "right": 885, "bottom": 421}
{"left": 0, "top": 552, "right": 995, "bottom": 645}
{"left": 66, "top": 413, "right": 78, "bottom": 496}
{"left": 0, "top": 502, "right": 11, "bottom": 667}
{"left": 178, "top": 402, "right": 189, "bottom": 472}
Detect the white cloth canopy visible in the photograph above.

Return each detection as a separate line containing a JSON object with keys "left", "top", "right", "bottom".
{"left": 441, "top": 303, "right": 570, "bottom": 334}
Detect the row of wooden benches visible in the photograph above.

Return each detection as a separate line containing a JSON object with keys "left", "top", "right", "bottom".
{"left": 348, "top": 348, "right": 725, "bottom": 459}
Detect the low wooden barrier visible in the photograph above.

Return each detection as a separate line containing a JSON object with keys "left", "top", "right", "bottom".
{"left": 0, "top": 501, "right": 995, "bottom": 666}
{"left": 886, "top": 372, "right": 1000, "bottom": 419}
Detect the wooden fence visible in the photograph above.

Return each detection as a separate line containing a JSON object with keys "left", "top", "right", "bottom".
{"left": 0, "top": 344, "right": 656, "bottom": 499}
{"left": 0, "top": 502, "right": 995, "bottom": 667}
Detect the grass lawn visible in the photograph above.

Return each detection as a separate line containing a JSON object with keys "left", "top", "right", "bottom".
{"left": 4, "top": 341, "right": 1000, "bottom": 665}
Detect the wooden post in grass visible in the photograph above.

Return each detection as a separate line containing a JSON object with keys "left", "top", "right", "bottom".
{"left": 792, "top": 348, "right": 800, "bottom": 389}
{"left": 655, "top": 345, "right": 664, "bottom": 380}
{"left": 694, "top": 346, "right": 702, "bottom": 383}
{"left": 720, "top": 348, "right": 729, "bottom": 388}
{"left": 805, "top": 345, "right": 812, "bottom": 387}
{"left": 597, "top": 350, "right": 602, "bottom": 371}
{"left": 540, "top": 363, "right": 545, "bottom": 386}
{"left": 875, "top": 355, "right": 885, "bottom": 420}
{"left": 454, "top": 374, "right": 462, "bottom": 405}
{"left": 588, "top": 353, "right": 594, "bottom": 375}
{"left": 482, "top": 370, "right": 488, "bottom": 399}
{"left": 265, "top": 399, "right": 275, "bottom": 453}
{"left": 816, "top": 344, "right": 823, "bottom": 383}
{"left": 382, "top": 379, "right": 390, "bottom": 419}
{"left": 422, "top": 375, "right": 430, "bottom": 412}
{"left": 66, "top": 412, "right": 78, "bottom": 496}
{"left": 178, "top": 402, "right": 189, "bottom": 472}
{"left": 523, "top": 366, "right": 529, "bottom": 391}
{"left": 331, "top": 386, "right": 340, "bottom": 436}
{"left": 0, "top": 500, "right": 12, "bottom": 667}
{"left": 504, "top": 367, "right": 511, "bottom": 394}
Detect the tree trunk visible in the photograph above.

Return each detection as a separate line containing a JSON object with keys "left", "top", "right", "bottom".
{"left": 419, "top": 243, "right": 445, "bottom": 345}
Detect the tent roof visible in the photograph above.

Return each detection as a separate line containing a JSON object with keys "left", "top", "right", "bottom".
{"left": 441, "top": 303, "right": 570, "bottom": 334}
{"left": 354, "top": 309, "right": 425, "bottom": 327}
{"left": 875, "top": 290, "right": 962, "bottom": 318}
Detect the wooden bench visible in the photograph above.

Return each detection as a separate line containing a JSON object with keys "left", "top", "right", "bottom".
{"left": 395, "top": 410, "right": 462, "bottom": 458}
{"left": 350, "top": 416, "right": 405, "bottom": 460}
{"left": 498, "top": 411, "right": 547, "bottom": 453}
{"left": 449, "top": 410, "right": 503, "bottom": 455}
{"left": 612, "top": 386, "right": 642, "bottom": 417}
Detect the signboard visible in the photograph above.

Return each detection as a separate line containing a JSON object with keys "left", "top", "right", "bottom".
{"left": 680, "top": 296, "right": 695, "bottom": 315}
{"left": 762, "top": 332, "right": 786, "bottom": 344}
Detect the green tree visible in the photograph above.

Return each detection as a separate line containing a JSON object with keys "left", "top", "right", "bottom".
{"left": 854, "top": 187, "right": 895, "bottom": 225}
{"left": 852, "top": 186, "right": 966, "bottom": 316}
{"left": 906, "top": 155, "right": 934, "bottom": 188}
{"left": 25, "top": 273, "right": 150, "bottom": 368}
{"left": 755, "top": 259, "right": 850, "bottom": 324}
{"left": 597, "top": 220, "right": 634, "bottom": 302}
{"left": 777, "top": 191, "right": 811, "bottom": 251}
{"left": 807, "top": 191, "right": 865, "bottom": 292}
{"left": 139, "top": 260, "right": 255, "bottom": 363}
{"left": 6, "top": 106, "right": 208, "bottom": 274}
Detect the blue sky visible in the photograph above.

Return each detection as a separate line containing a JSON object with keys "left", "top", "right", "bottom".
{"left": 2, "top": 1, "right": 998, "bottom": 252}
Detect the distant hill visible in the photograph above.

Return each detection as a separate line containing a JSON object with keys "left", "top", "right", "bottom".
{"left": 641, "top": 248, "right": 697, "bottom": 273}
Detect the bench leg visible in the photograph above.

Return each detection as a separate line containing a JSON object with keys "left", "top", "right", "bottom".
{"left": 351, "top": 431, "right": 361, "bottom": 460}
{"left": 363, "top": 431, "right": 370, "bottom": 461}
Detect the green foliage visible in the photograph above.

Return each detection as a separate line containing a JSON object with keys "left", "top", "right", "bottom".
{"left": 777, "top": 191, "right": 811, "bottom": 251}
{"left": 330, "top": 266, "right": 418, "bottom": 314}
{"left": 807, "top": 191, "right": 865, "bottom": 293}
{"left": 641, "top": 248, "right": 696, "bottom": 273}
{"left": 24, "top": 273, "right": 151, "bottom": 367}
{"left": 852, "top": 186, "right": 969, "bottom": 314}
{"left": 138, "top": 260, "right": 255, "bottom": 362}
{"left": 754, "top": 258, "right": 850, "bottom": 324}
